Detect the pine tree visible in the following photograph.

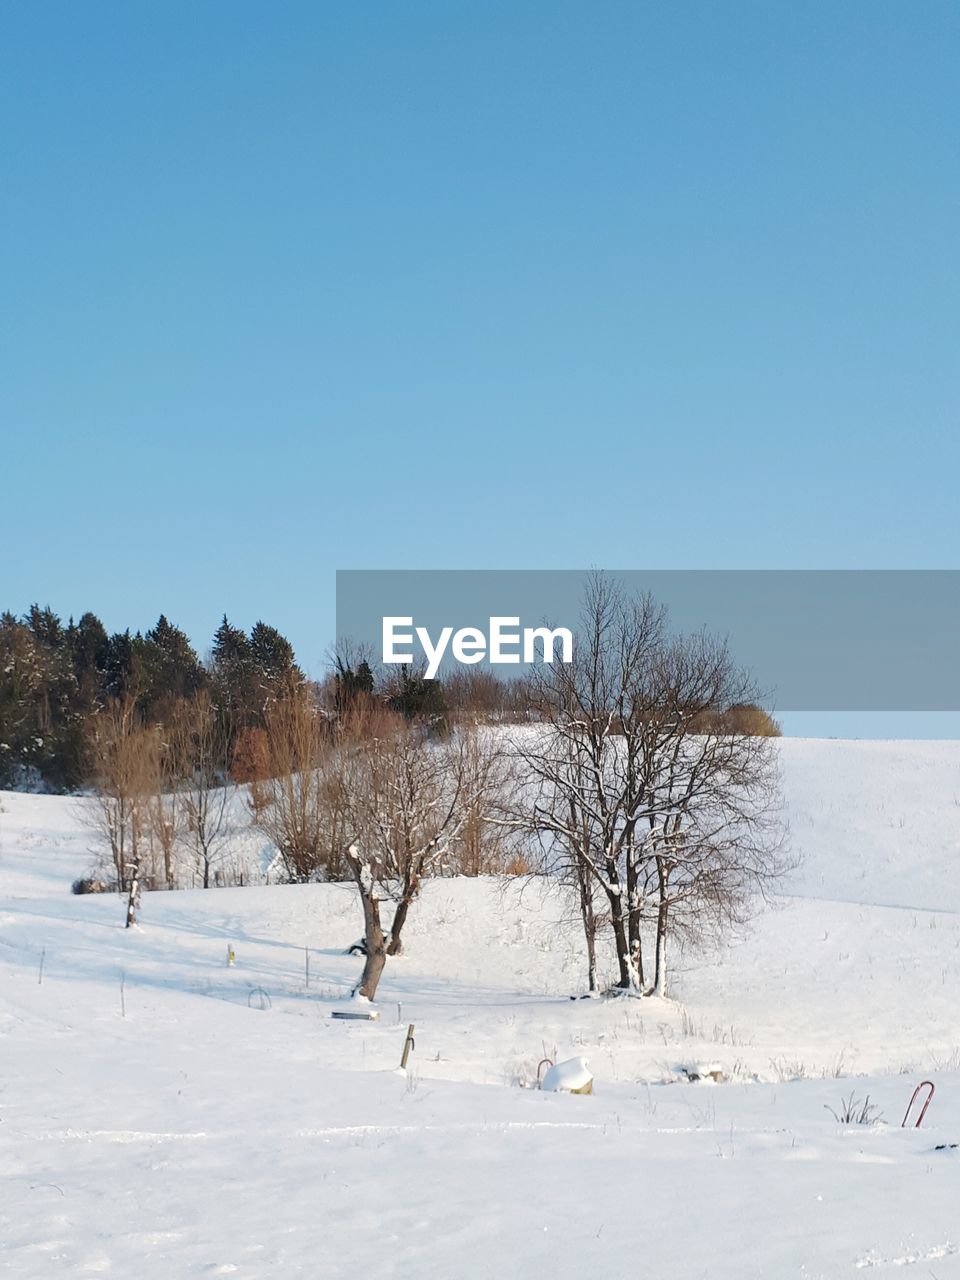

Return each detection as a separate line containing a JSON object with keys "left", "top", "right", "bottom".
{"left": 102, "top": 630, "right": 141, "bottom": 702}
{"left": 0, "top": 605, "right": 302, "bottom": 790}
{"left": 210, "top": 616, "right": 255, "bottom": 739}
{"left": 139, "top": 615, "right": 205, "bottom": 721}
{"left": 250, "top": 621, "right": 301, "bottom": 704}
{"left": 0, "top": 613, "right": 41, "bottom": 787}
{"left": 27, "top": 604, "right": 64, "bottom": 650}
{"left": 68, "top": 613, "right": 109, "bottom": 698}
{"left": 0, "top": 607, "right": 78, "bottom": 789}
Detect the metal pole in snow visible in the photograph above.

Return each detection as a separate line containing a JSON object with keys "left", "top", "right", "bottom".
{"left": 400, "top": 1024, "right": 416, "bottom": 1071}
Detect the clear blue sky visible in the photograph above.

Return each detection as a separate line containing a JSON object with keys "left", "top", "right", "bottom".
{"left": 2, "top": 2, "right": 958, "bottom": 698}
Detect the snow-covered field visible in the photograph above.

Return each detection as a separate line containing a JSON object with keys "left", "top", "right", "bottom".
{"left": 2, "top": 738, "right": 959, "bottom": 1277}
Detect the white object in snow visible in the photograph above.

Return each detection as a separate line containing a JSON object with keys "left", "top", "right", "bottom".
{"left": 332, "top": 993, "right": 380, "bottom": 1021}
{"left": 540, "top": 1056, "right": 593, "bottom": 1094}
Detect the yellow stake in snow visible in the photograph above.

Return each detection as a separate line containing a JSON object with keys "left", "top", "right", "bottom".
{"left": 227, "top": 945, "right": 236, "bottom": 967}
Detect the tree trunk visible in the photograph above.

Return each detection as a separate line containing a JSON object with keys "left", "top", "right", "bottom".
{"left": 355, "top": 887, "right": 387, "bottom": 999}
{"left": 631, "top": 927, "right": 644, "bottom": 992}
{"left": 607, "top": 884, "right": 634, "bottom": 989}
{"left": 125, "top": 825, "right": 141, "bottom": 927}
{"left": 653, "top": 857, "right": 669, "bottom": 997}
{"left": 626, "top": 848, "right": 644, "bottom": 990}
{"left": 576, "top": 860, "right": 597, "bottom": 992}
{"left": 125, "top": 864, "right": 141, "bottom": 928}
{"left": 114, "top": 807, "right": 127, "bottom": 891}
{"left": 386, "top": 896, "right": 412, "bottom": 956}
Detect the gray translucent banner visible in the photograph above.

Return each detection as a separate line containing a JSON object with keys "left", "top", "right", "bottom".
{"left": 336, "top": 570, "right": 960, "bottom": 712}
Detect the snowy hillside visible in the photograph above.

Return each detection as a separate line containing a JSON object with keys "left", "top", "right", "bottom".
{"left": 2, "top": 738, "right": 959, "bottom": 1277}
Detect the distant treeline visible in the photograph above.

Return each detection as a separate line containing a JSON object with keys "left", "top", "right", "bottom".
{"left": 0, "top": 607, "right": 301, "bottom": 791}
{"left": 0, "top": 605, "right": 780, "bottom": 793}
{"left": 0, "top": 606, "right": 528, "bottom": 792}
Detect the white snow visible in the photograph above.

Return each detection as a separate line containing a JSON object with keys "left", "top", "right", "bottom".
{"left": 540, "top": 1056, "right": 592, "bottom": 1092}
{"left": 1, "top": 737, "right": 959, "bottom": 1277}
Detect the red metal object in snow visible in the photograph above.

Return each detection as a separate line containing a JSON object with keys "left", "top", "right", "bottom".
{"left": 902, "top": 1080, "right": 935, "bottom": 1129}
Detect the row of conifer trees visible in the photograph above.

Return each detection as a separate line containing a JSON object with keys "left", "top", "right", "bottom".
{"left": 0, "top": 607, "right": 300, "bottom": 790}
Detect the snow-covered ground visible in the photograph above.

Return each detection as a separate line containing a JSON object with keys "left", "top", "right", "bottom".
{"left": 2, "top": 738, "right": 959, "bottom": 1277}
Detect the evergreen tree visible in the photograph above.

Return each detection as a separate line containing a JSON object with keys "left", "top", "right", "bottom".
{"left": 138, "top": 615, "right": 205, "bottom": 721}
{"left": 63, "top": 612, "right": 111, "bottom": 779}
{"left": 211, "top": 616, "right": 250, "bottom": 669}
{"left": 210, "top": 616, "right": 256, "bottom": 736}
{"left": 0, "top": 604, "right": 303, "bottom": 790}
{"left": 67, "top": 612, "right": 109, "bottom": 697}
{"left": 335, "top": 657, "right": 376, "bottom": 716}
{"left": 0, "top": 613, "right": 42, "bottom": 786}
{"left": 250, "top": 621, "right": 301, "bottom": 696}
{"left": 102, "top": 630, "right": 141, "bottom": 702}
{"left": 389, "top": 665, "right": 448, "bottom": 731}
{"left": 0, "top": 607, "right": 78, "bottom": 789}
{"left": 27, "top": 603, "right": 64, "bottom": 650}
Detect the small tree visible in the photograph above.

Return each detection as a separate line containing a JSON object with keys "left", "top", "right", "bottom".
{"left": 173, "top": 690, "right": 233, "bottom": 889}
{"left": 336, "top": 716, "right": 504, "bottom": 999}
{"left": 386, "top": 664, "right": 449, "bottom": 730}
{"left": 231, "top": 724, "right": 271, "bottom": 818}
{"left": 86, "top": 699, "right": 160, "bottom": 927}
{"left": 254, "top": 686, "right": 332, "bottom": 882}
{"left": 144, "top": 728, "right": 181, "bottom": 890}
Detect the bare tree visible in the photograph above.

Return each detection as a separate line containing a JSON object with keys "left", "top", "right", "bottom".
{"left": 635, "top": 632, "right": 786, "bottom": 995}
{"left": 144, "top": 726, "right": 181, "bottom": 891}
{"left": 86, "top": 699, "right": 160, "bottom": 927}
{"left": 230, "top": 724, "right": 271, "bottom": 819}
{"left": 447, "top": 775, "right": 528, "bottom": 877}
{"left": 512, "top": 576, "right": 665, "bottom": 990}
{"left": 444, "top": 669, "right": 514, "bottom": 724}
{"left": 513, "top": 574, "right": 786, "bottom": 996}
{"left": 173, "top": 690, "right": 233, "bottom": 889}
{"left": 336, "top": 715, "right": 505, "bottom": 999}
{"left": 253, "top": 685, "right": 333, "bottom": 883}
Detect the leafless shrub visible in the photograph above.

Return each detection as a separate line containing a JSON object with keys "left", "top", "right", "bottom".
{"left": 825, "top": 1092, "right": 883, "bottom": 1126}
{"left": 85, "top": 698, "right": 162, "bottom": 926}
{"left": 253, "top": 685, "right": 335, "bottom": 883}
{"left": 770, "top": 1056, "right": 808, "bottom": 1082}
{"left": 71, "top": 876, "right": 112, "bottom": 895}
{"left": 172, "top": 691, "right": 233, "bottom": 889}
{"left": 688, "top": 703, "right": 782, "bottom": 736}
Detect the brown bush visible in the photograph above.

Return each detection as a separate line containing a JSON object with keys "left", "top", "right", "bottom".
{"left": 688, "top": 702, "right": 781, "bottom": 736}
{"left": 231, "top": 725, "right": 270, "bottom": 783}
